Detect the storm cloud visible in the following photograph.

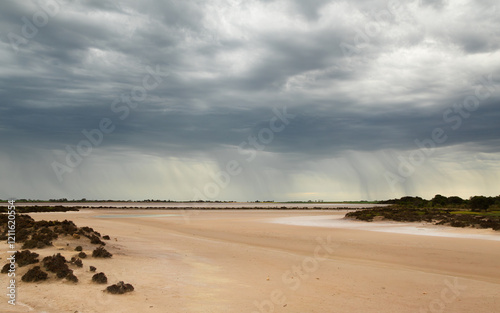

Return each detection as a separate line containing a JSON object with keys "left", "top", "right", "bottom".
{"left": 1, "top": 0, "right": 499, "bottom": 201}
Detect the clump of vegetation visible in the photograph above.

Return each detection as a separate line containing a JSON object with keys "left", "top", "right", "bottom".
{"left": 103, "top": 235, "right": 110, "bottom": 240}
{"left": 56, "top": 268, "right": 73, "bottom": 279}
{"left": 348, "top": 195, "right": 500, "bottom": 231}
{"left": 0, "top": 214, "right": 103, "bottom": 249}
{"left": 1, "top": 263, "right": 11, "bottom": 274}
{"left": 22, "top": 266, "right": 48, "bottom": 282}
{"left": 43, "top": 253, "right": 67, "bottom": 271}
{"left": 379, "top": 194, "right": 500, "bottom": 212}
{"left": 22, "top": 227, "right": 58, "bottom": 249}
{"left": 92, "top": 272, "right": 108, "bottom": 284}
{"left": 0, "top": 206, "right": 79, "bottom": 214}
{"left": 90, "top": 235, "right": 105, "bottom": 245}
{"left": 346, "top": 207, "right": 451, "bottom": 223}
{"left": 106, "top": 281, "right": 134, "bottom": 294}
{"left": 0, "top": 215, "right": 37, "bottom": 242}
{"left": 21, "top": 239, "right": 45, "bottom": 249}
{"left": 73, "top": 258, "right": 83, "bottom": 267}
{"left": 66, "top": 272, "right": 78, "bottom": 283}
{"left": 43, "top": 253, "right": 71, "bottom": 278}
{"left": 1, "top": 251, "right": 41, "bottom": 274}
{"left": 80, "top": 226, "right": 101, "bottom": 237}
{"left": 54, "top": 220, "right": 79, "bottom": 235}
{"left": 92, "top": 247, "right": 112, "bottom": 258}
{"left": 15, "top": 250, "right": 40, "bottom": 267}
{"left": 69, "top": 257, "right": 83, "bottom": 268}
{"left": 0, "top": 213, "right": 123, "bottom": 289}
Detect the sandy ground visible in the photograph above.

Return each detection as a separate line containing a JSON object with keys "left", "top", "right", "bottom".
{"left": 1, "top": 209, "right": 499, "bottom": 313}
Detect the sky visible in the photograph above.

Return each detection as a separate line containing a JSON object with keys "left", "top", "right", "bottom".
{"left": 0, "top": 0, "right": 499, "bottom": 201}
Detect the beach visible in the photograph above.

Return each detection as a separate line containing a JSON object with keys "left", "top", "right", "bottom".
{"left": 2, "top": 209, "right": 499, "bottom": 312}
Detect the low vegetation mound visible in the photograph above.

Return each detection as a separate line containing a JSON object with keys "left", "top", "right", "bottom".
{"left": 71, "top": 257, "right": 83, "bottom": 267}
{"left": 106, "top": 281, "right": 134, "bottom": 294}
{"left": 379, "top": 194, "right": 500, "bottom": 212}
{"left": 1, "top": 263, "right": 12, "bottom": 274}
{"left": 90, "top": 234, "right": 105, "bottom": 245}
{"left": 22, "top": 266, "right": 48, "bottom": 282}
{"left": 0, "top": 213, "right": 134, "bottom": 293}
{"left": 92, "top": 272, "right": 108, "bottom": 284}
{"left": 0, "top": 206, "right": 79, "bottom": 214}
{"left": 66, "top": 272, "right": 78, "bottom": 283}
{"left": 92, "top": 247, "right": 112, "bottom": 258}
{"left": 43, "top": 253, "right": 71, "bottom": 278}
{"left": 346, "top": 195, "right": 500, "bottom": 231}
{"left": 56, "top": 268, "right": 73, "bottom": 279}
{"left": 0, "top": 214, "right": 105, "bottom": 248}
{"left": 15, "top": 250, "right": 40, "bottom": 267}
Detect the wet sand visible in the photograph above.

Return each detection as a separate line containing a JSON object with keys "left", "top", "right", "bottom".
{"left": 2, "top": 209, "right": 499, "bottom": 313}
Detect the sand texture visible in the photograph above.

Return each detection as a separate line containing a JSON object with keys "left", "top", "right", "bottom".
{"left": 1, "top": 209, "right": 499, "bottom": 313}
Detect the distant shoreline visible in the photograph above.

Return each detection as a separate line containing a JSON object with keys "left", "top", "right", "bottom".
{"left": 0, "top": 202, "right": 387, "bottom": 209}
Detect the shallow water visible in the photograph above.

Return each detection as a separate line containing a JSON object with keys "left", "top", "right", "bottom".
{"left": 270, "top": 214, "right": 500, "bottom": 241}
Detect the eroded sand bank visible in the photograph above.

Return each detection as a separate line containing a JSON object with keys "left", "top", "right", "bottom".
{"left": 2, "top": 209, "right": 499, "bottom": 313}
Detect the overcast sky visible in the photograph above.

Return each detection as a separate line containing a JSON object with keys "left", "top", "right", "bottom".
{"left": 1, "top": 0, "right": 499, "bottom": 201}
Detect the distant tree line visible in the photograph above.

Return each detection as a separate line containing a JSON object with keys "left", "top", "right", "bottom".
{"left": 0, "top": 199, "right": 238, "bottom": 203}
{"left": 379, "top": 195, "right": 500, "bottom": 212}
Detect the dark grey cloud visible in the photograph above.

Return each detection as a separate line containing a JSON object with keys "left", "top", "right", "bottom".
{"left": 1, "top": 0, "right": 499, "bottom": 200}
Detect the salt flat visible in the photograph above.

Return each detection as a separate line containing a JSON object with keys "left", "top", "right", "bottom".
{"left": 2, "top": 209, "right": 499, "bottom": 313}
